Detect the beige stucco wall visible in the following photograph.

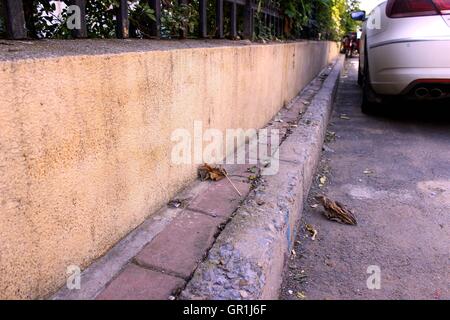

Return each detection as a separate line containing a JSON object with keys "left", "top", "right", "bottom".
{"left": 0, "top": 41, "right": 339, "bottom": 299}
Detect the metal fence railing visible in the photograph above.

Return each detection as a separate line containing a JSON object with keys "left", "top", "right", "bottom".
{"left": 1, "top": 0, "right": 283, "bottom": 40}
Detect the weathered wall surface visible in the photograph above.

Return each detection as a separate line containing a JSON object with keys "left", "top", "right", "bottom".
{"left": 0, "top": 41, "right": 339, "bottom": 299}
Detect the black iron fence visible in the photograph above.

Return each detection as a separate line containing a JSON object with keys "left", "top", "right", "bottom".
{"left": 1, "top": 0, "right": 283, "bottom": 40}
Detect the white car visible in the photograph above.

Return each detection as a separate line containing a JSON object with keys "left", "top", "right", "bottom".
{"left": 352, "top": 0, "right": 450, "bottom": 113}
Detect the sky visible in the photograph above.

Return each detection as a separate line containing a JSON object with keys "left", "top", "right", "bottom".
{"left": 360, "top": 0, "right": 387, "bottom": 13}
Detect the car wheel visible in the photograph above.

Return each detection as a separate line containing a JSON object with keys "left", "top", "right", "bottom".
{"left": 357, "top": 64, "right": 363, "bottom": 86}
{"left": 361, "top": 84, "right": 378, "bottom": 114}
{"left": 361, "top": 49, "right": 379, "bottom": 114}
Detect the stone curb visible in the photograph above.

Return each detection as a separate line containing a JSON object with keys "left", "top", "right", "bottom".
{"left": 51, "top": 56, "right": 342, "bottom": 300}
{"left": 180, "top": 56, "right": 345, "bottom": 300}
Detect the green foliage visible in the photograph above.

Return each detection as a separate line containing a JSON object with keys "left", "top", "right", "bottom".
{"left": 85, "top": 0, "right": 117, "bottom": 38}
{"left": 282, "top": 0, "right": 314, "bottom": 37}
{"left": 0, "top": 0, "right": 155, "bottom": 39}
{"left": 254, "top": 1, "right": 281, "bottom": 41}
{"left": 0, "top": 0, "right": 359, "bottom": 40}
{"left": 161, "top": 0, "right": 198, "bottom": 38}
{"left": 279, "top": 0, "right": 361, "bottom": 40}
{"left": 129, "top": 1, "right": 156, "bottom": 38}
{"left": 84, "top": 0, "right": 156, "bottom": 39}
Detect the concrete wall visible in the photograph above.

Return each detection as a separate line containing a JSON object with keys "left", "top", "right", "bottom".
{"left": 0, "top": 41, "right": 339, "bottom": 299}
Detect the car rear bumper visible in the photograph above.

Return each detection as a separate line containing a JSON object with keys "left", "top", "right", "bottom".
{"left": 368, "top": 39, "right": 450, "bottom": 95}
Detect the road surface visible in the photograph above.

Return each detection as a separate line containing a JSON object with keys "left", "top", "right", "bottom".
{"left": 281, "top": 58, "right": 450, "bottom": 300}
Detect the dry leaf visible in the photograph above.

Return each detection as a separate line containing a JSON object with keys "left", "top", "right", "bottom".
{"left": 198, "top": 163, "right": 227, "bottom": 181}
{"left": 310, "top": 203, "right": 319, "bottom": 208}
{"left": 198, "top": 163, "right": 242, "bottom": 196}
{"left": 315, "top": 195, "right": 357, "bottom": 225}
{"left": 340, "top": 114, "right": 351, "bottom": 120}
{"left": 296, "top": 291, "right": 306, "bottom": 299}
{"left": 325, "top": 131, "right": 336, "bottom": 143}
{"left": 319, "top": 175, "right": 327, "bottom": 187}
{"left": 167, "top": 199, "right": 182, "bottom": 208}
{"left": 363, "top": 169, "right": 374, "bottom": 175}
{"left": 306, "top": 224, "right": 318, "bottom": 240}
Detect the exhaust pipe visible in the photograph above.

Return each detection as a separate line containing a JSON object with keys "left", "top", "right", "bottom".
{"left": 430, "top": 88, "right": 443, "bottom": 98}
{"left": 415, "top": 87, "right": 429, "bottom": 98}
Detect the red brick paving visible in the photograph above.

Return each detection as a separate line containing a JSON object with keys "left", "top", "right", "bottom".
{"left": 95, "top": 177, "right": 251, "bottom": 300}
{"left": 134, "top": 211, "right": 222, "bottom": 279}
{"left": 187, "top": 179, "right": 251, "bottom": 218}
{"left": 96, "top": 264, "right": 185, "bottom": 300}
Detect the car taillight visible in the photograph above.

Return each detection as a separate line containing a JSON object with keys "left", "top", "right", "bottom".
{"left": 386, "top": 0, "right": 448, "bottom": 18}
{"left": 433, "top": 0, "right": 450, "bottom": 14}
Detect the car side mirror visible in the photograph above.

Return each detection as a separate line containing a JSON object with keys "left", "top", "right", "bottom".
{"left": 351, "top": 11, "right": 366, "bottom": 21}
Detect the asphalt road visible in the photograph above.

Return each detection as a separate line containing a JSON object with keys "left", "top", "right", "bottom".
{"left": 281, "top": 58, "right": 450, "bottom": 300}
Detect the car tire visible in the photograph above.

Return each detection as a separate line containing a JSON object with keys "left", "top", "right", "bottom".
{"left": 361, "top": 84, "right": 378, "bottom": 114}
{"left": 357, "top": 64, "right": 363, "bottom": 87}
{"left": 361, "top": 47, "right": 380, "bottom": 114}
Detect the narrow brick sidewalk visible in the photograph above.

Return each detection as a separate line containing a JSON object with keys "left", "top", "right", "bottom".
{"left": 96, "top": 172, "right": 252, "bottom": 300}
{"left": 52, "top": 63, "right": 331, "bottom": 301}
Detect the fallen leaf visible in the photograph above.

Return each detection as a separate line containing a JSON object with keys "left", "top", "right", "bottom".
{"left": 296, "top": 291, "right": 306, "bottom": 299}
{"left": 167, "top": 198, "right": 191, "bottom": 209}
{"left": 340, "top": 114, "right": 351, "bottom": 120}
{"left": 325, "top": 131, "right": 336, "bottom": 143}
{"left": 315, "top": 195, "right": 357, "bottom": 225}
{"left": 167, "top": 199, "right": 182, "bottom": 208}
{"left": 363, "top": 169, "right": 374, "bottom": 175}
{"left": 310, "top": 203, "right": 319, "bottom": 208}
{"left": 305, "top": 224, "right": 318, "bottom": 240}
{"left": 319, "top": 176, "right": 327, "bottom": 185}
{"left": 198, "top": 163, "right": 242, "bottom": 196}
{"left": 198, "top": 163, "right": 227, "bottom": 181}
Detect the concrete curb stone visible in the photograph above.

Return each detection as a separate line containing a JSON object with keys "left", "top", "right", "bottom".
{"left": 180, "top": 56, "right": 345, "bottom": 300}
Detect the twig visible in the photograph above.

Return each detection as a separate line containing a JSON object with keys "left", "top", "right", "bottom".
{"left": 224, "top": 173, "right": 242, "bottom": 197}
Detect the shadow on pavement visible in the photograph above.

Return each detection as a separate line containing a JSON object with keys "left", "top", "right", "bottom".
{"left": 362, "top": 97, "right": 450, "bottom": 126}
